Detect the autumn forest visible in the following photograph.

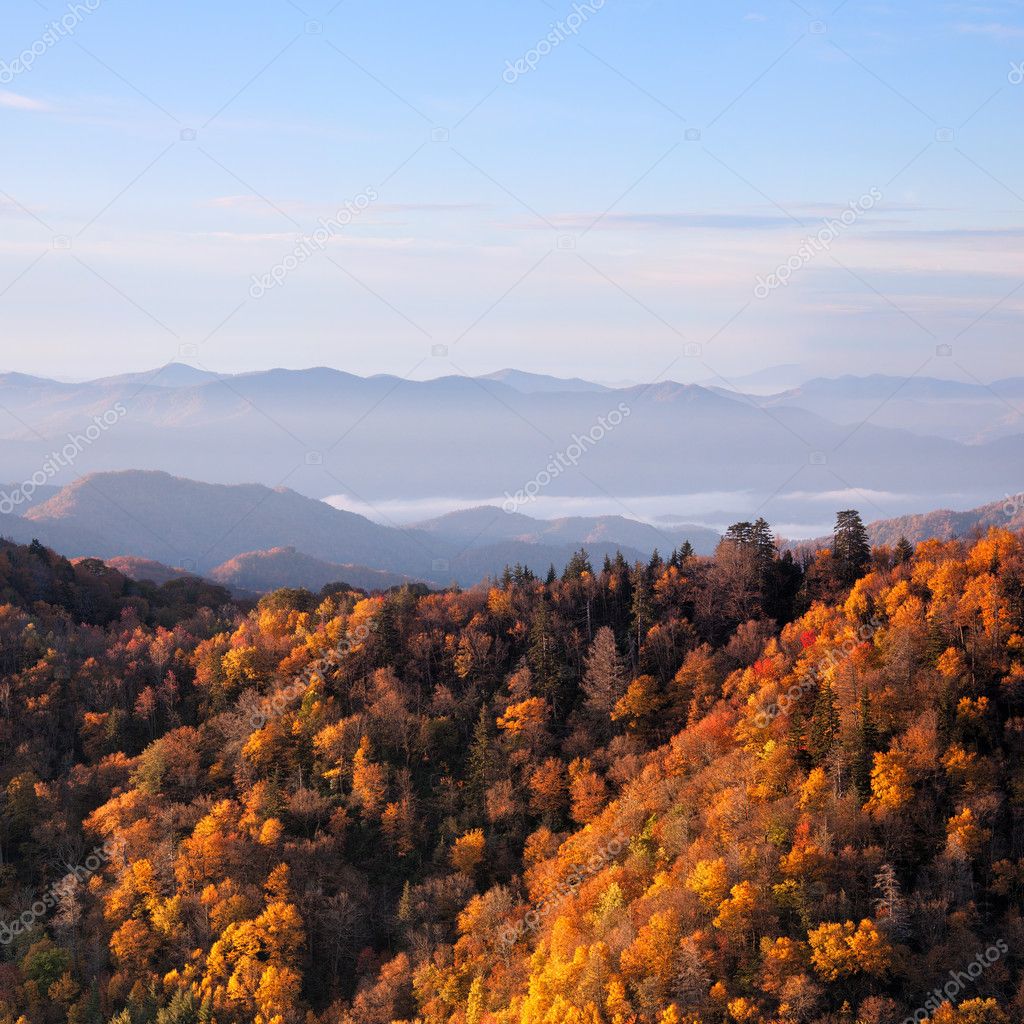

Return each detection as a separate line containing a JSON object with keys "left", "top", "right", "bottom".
{"left": 0, "top": 516, "right": 1022, "bottom": 1024}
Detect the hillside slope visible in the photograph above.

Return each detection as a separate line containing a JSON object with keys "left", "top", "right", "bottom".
{"left": 208, "top": 546, "right": 416, "bottom": 593}
{"left": 22, "top": 470, "right": 437, "bottom": 576}
{"left": 0, "top": 528, "right": 1020, "bottom": 1022}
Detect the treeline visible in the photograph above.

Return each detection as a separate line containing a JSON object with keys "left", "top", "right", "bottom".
{"left": 0, "top": 514, "right": 1020, "bottom": 1024}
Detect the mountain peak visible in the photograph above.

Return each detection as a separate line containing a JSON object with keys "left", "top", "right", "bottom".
{"left": 476, "top": 369, "right": 609, "bottom": 394}
{"left": 91, "top": 363, "right": 224, "bottom": 389}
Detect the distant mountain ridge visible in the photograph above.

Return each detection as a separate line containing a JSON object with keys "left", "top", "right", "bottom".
{"left": 0, "top": 366, "right": 1019, "bottom": 527}
{"left": 20, "top": 470, "right": 434, "bottom": 575}
{"left": 863, "top": 496, "right": 1024, "bottom": 547}
{"left": 475, "top": 369, "right": 609, "bottom": 393}
{"left": 791, "top": 495, "right": 1024, "bottom": 553}
{"left": 1, "top": 470, "right": 701, "bottom": 588}
{"left": 99, "top": 556, "right": 201, "bottom": 587}
{"left": 208, "top": 547, "right": 415, "bottom": 593}
{"left": 4, "top": 469, "right": 1022, "bottom": 593}
{"left": 411, "top": 505, "right": 720, "bottom": 555}
{"left": 755, "top": 373, "right": 1024, "bottom": 443}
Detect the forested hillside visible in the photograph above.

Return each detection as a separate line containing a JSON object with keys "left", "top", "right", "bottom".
{"left": 0, "top": 517, "right": 1021, "bottom": 1024}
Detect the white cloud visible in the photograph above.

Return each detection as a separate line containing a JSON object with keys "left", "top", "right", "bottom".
{"left": 0, "top": 91, "right": 52, "bottom": 111}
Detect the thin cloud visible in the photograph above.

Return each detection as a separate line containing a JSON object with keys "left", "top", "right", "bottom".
{"left": 208, "top": 195, "right": 490, "bottom": 215}
{"left": 0, "top": 91, "right": 52, "bottom": 111}
{"left": 955, "top": 20, "right": 1024, "bottom": 36}
{"left": 877, "top": 226, "right": 1024, "bottom": 240}
{"left": 540, "top": 212, "right": 797, "bottom": 231}
{"left": 529, "top": 203, "right": 930, "bottom": 234}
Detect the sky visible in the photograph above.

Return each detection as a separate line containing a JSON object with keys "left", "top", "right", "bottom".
{"left": 1, "top": 0, "right": 1022, "bottom": 388}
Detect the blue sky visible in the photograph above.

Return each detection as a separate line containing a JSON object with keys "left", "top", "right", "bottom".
{"left": 1, "top": 0, "right": 1022, "bottom": 385}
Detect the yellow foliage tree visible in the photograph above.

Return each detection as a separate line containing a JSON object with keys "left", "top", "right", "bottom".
{"left": 451, "top": 828, "right": 486, "bottom": 875}
{"left": 808, "top": 919, "right": 891, "bottom": 981}
{"left": 350, "top": 736, "right": 386, "bottom": 819}
{"left": 685, "top": 858, "right": 730, "bottom": 910}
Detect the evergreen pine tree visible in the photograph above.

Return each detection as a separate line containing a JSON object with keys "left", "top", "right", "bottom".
{"left": 563, "top": 548, "right": 593, "bottom": 581}
{"left": 751, "top": 517, "right": 777, "bottom": 573}
{"left": 373, "top": 597, "right": 400, "bottom": 668}
{"left": 529, "top": 600, "right": 559, "bottom": 696}
{"left": 723, "top": 521, "right": 755, "bottom": 547}
{"left": 851, "top": 687, "right": 878, "bottom": 801}
{"left": 397, "top": 879, "right": 413, "bottom": 924}
{"left": 808, "top": 680, "right": 840, "bottom": 764}
{"left": 894, "top": 535, "right": 914, "bottom": 565}
{"left": 629, "top": 564, "right": 653, "bottom": 667}
{"left": 84, "top": 982, "right": 102, "bottom": 1024}
{"left": 833, "top": 509, "right": 871, "bottom": 585}
{"left": 155, "top": 989, "right": 196, "bottom": 1024}
{"left": 467, "top": 705, "right": 495, "bottom": 813}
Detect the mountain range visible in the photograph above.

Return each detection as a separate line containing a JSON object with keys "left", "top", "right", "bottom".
{"left": 752, "top": 373, "right": 1024, "bottom": 443}
{"left": 0, "top": 365, "right": 1019, "bottom": 530}
{"left": 0, "top": 467, "right": 1020, "bottom": 595}
{"left": 0, "top": 470, "right": 717, "bottom": 589}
